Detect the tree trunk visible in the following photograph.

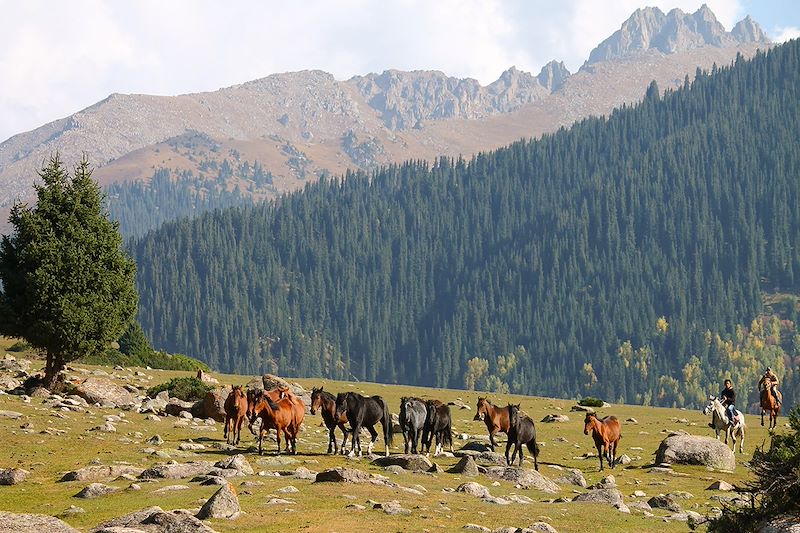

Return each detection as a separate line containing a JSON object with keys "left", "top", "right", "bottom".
{"left": 42, "top": 352, "right": 66, "bottom": 391}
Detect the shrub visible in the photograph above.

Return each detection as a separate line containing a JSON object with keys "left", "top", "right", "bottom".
{"left": 7, "top": 340, "right": 31, "bottom": 352}
{"left": 146, "top": 377, "right": 212, "bottom": 402}
{"left": 79, "top": 349, "right": 209, "bottom": 371}
{"left": 578, "top": 397, "right": 605, "bottom": 407}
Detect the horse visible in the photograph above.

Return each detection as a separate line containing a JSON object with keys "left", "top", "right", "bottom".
{"left": 223, "top": 385, "right": 248, "bottom": 445}
{"left": 423, "top": 399, "right": 453, "bottom": 456}
{"left": 310, "top": 386, "right": 350, "bottom": 454}
{"left": 399, "top": 397, "right": 427, "bottom": 454}
{"left": 583, "top": 412, "right": 621, "bottom": 471}
{"left": 473, "top": 398, "right": 511, "bottom": 451}
{"left": 246, "top": 387, "right": 305, "bottom": 453}
{"left": 703, "top": 395, "right": 745, "bottom": 453}
{"left": 335, "top": 392, "right": 393, "bottom": 457}
{"left": 760, "top": 386, "right": 781, "bottom": 430}
{"left": 505, "top": 403, "right": 539, "bottom": 470}
{"left": 248, "top": 390, "right": 302, "bottom": 455}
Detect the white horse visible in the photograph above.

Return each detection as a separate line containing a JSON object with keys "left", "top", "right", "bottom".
{"left": 703, "top": 395, "right": 745, "bottom": 453}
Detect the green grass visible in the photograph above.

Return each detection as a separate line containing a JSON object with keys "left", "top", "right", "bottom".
{"left": 0, "top": 360, "right": 791, "bottom": 533}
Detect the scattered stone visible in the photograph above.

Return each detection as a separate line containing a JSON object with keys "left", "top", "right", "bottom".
{"left": 0, "top": 511, "right": 79, "bottom": 532}
{"left": 456, "top": 482, "right": 490, "bottom": 498}
{"left": 484, "top": 467, "right": 560, "bottom": 493}
{"left": 707, "top": 480, "right": 735, "bottom": 491}
{"left": 540, "top": 414, "right": 570, "bottom": 423}
{"left": 214, "top": 455, "right": 254, "bottom": 475}
{"left": 91, "top": 506, "right": 217, "bottom": 532}
{"left": 633, "top": 490, "right": 647, "bottom": 497}
{"left": 457, "top": 441, "right": 493, "bottom": 454}
{"left": 617, "top": 454, "right": 632, "bottom": 465}
{"left": 553, "top": 469, "right": 587, "bottom": 488}
{"left": 573, "top": 488, "right": 624, "bottom": 506}
{"left": 648, "top": 495, "right": 683, "bottom": 513}
{"left": 0, "top": 467, "right": 28, "bottom": 485}
{"left": 526, "top": 523, "right": 559, "bottom": 533}
{"left": 60, "top": 465, "right": 144, "bottom": 482}
{"left": 276, "top": 485, "right": 299, "bottom": 494}
{"left": 655, "top": 435, "right": 736, "bottom": 471}
{"left": 199, "top": 476, "right": 228, "bottom": 486}
{"left": 371, "top": 454, "right": 433, "bottom": 472}
{"left": 266, "top": 498, "right": 295, "bottom": 505}
{"left": 146, "top": 435, "right": 163, "bottom": 446}
{"left": 315, "top": 467, "right": 372, "bottom": 483}
{"left": 138, "top": 461, "right": 215, "bottom": 480}
{"left": 570, "top": 405, "right": 595, "bottom": 413}
{"left": 447, "top": 455, "right": 480, "bottom": 476}
{"left": 178, "top": 442, "right": 205, "bottom": 451}
{"left": 384, "top": 465, "right": 405, "bottom": 475}
{"left": 74, "top": 483, "right": 119, "bottom": 499}
{"left": 73, "top": 377, "right": 135, "bottom": 408}
{"left": 372, "top": 501, "right": 412, "bottom": 515}
{"left": 0, "top": 410, "right": 24, "bottom": 419}
{"left": 463, "top": 525, "right": 490, "bottom": 532}
{"left": 196, "top": 483, "right": 241, "bottom": 520}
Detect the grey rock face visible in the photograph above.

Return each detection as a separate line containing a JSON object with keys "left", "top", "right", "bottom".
{"left": 553, "top": 468, "right": 587, "bottom": 488}
{"left": 214, "top": 455, "right": 253, "bottom": 475}
{"left": 314, "top": 467, "right": 372, "bottom": 483}
{"left": 73, "top": 377, "right": 135, "bottom": 407}
{"left": 484, "top": 467, "right": 560, "bottom": 494}
{"left": 0, "top": 511, "right": 80, "bottom": 533}
{"left": 371, "top": 454, "right": 433, "bottom": 472}
{"left": 60, "top": 465, "right": 144, "bottom": 482}
{"left": 138, "top": 461, "right": 215, "bottom": 480}
{"left": 655, "top": 434, "right": 736, "bottom": 470}
{"left": 196, "top": 483, "right": 241, "bottom": 520}
{"left": 0, "top": 468, "right": 28, "bottom": 485}
{"left": 447, "top": 455, "right": 480, "bottom": 476}
{"left": 456, "top": 481, "right": 490, "bottom": 498}
{"left": 573, "top": 488, "right": 625, "bottom": 506}
{"left": 74, "top": 483, "right": 120, "bottom": 499}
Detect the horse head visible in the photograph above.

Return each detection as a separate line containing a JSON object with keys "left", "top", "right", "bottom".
{"left": 310, "top": 387, "right": 323, "bottom": 415}
{"left": 583, "top": 412, "right": 597, "bottom": 435}
{"left": 507, "top": 403, "right": 521, "bottom": 428}
{"left": 474, "top": 397, "right": 489, "bottom": 421}
{"left": 334, "top": 392, "right": 349, "bottom": 420}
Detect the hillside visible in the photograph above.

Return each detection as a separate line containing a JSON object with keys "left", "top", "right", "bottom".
{"left": 0, "top": 6, "right": 770, "bottom": 237}
{"left": 130, "top": 40, "right": 800, "bottom": 410}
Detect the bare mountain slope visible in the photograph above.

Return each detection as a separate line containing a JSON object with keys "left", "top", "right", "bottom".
{"left": 0, "top": 6, "right": 771, "bottom": 227}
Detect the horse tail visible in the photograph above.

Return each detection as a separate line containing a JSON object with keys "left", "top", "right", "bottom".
{"left": 527, "top": 440, "right": 540, "bottom": 459}
{"left": 380, "top": 397, "right": 393, "bottom": 446}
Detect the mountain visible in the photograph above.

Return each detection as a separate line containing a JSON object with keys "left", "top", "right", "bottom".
{"left": 0, "top": 6, "right": 770, "bottom": 236}
{"left": 130, "top": 41, "right": 800, "bottom": 409}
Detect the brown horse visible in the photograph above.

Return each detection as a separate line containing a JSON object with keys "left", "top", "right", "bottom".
{"left": 583, "top": 412, "right": 621, "bottom": 471}
{"left": 760, "top": 387, "right": 781, "bottom": 430}
{"left": 311, "top": 386, "right": 350, "bottom": 454}
{"left": 223, "top": 386, "right": 248, "bottom": 445}
{"left": 473, "top": 398, "right": 511, "bottom": 451}
{"left": 248, "top": 390, "right": 303, "bottom": 455}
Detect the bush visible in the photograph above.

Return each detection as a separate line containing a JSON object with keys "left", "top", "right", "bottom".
{"left": 7, "top": 340, "right": 31, "bottom": 352}
{"left": 79, "top": 349, "right": 209, "bottom": 371}
{"left": 578, "top": 397, "right": 605, "bottom": 407}
{"left": 146, "top": 377, "right": 212, "bottom": 402}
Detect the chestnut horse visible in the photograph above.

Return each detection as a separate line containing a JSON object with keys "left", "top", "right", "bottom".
{"left": 473, "top": 398, "right": 511, "bottom": 451}
{"left": 311, "top": 386, "right": 350, "bottom": 454}
{"left": 760, "top": 387, "right": 781, "bottom": 430}
{"left": 248, "top": 390, "right": 304, "bottom": 455}
{"left": 583, "top": 412, "right": 621, "bottom": 471}
{"left": 223, "top": 385, "right": 248, "bottom": 445}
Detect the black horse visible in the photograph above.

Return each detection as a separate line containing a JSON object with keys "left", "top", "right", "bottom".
{"left": 310, "top": 386, "right": 350, "bottom": 454}
{"left": 505, "top": 404, "right": 539, "bottom": 470}
{"left": 335, "top": 392, "right": 393, "bottom": 457}
{"left": 399, "top": 397, "right": 427, "bottom": 454}
{"left": 422, "top": 399, "right": 453, "bottom": 455}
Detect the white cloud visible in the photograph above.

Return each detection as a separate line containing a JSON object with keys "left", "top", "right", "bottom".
{"left": 773, "top": 26, "right": 800, "bottom": 42}
{"left": 0, "top": 0, "right": 762, "bottom": 142}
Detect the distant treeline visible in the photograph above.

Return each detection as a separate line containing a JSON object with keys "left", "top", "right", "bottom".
{"left": 130, "top": 41, "right": 800, "bottom": 409}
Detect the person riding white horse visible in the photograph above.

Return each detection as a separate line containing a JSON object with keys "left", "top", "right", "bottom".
{"left": 703, "top": 394, "right": 746, "bottom": 453}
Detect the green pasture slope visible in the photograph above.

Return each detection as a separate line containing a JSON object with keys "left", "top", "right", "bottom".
{"left": 0, "top": 360, "right": 789, "bottom": 533}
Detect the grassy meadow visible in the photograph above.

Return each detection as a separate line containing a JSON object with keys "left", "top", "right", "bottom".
{"left": 0, "top": 342, "right": 789, "bottom": 532}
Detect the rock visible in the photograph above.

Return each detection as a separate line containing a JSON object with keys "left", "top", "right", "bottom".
{"left": 146, "top": 435, "right": 163, "bottom": 446}
{"left": 293, "top": 466, "right": 318, "bottom": 480}
{"left": 655, "top": 434, "right": 736, "bottom": 471}
{"left": 648, "top": 495, "right": 683, "bottom": 513}
{"left": 616, "top": 454, "right": 632, "bottom": 465}
{"left": 266, "top": 498, "right": 295, "bottom": 505}
{"left": 447, "top": 455, "right": 480, "bottom": 476}
{"left": 371, "top": 454, "right": 433, "bottom": 472}
{"left": 0, "top": 410, "right": 24, "bottom": 419}
{"left": 198, "top": 476, "right": 228, "bottom": 486}
{"left": 570, "top": 405, "right": 595, "bottom": 412}
{"left": 541, "top": 414, "right": 570, "bottom": 423}
{"left": 315, "top": 467, "right": 372, "bottom": 483}
{"left": 178, "top": 442, "right": 205, "bottom": 451}
{"left": 456, "top": 482, "right": 491, "bottom": 498}
{"left": 74, "top": 483, "right": 119, "bottom": 498}
{"left": 457, "top": 441, "right": 493, "bottom": 453}
{"left": 573, "top": 488, "right": 625, "bottom": 506}
{"left": 276, "top": 485, "right": 299, "bottom": 494}
{"left": 589, "top": 475, "right": 616, "bottom": 489}
{"left": 152, "top": 484, "right": 190, "bottom": 493}
{"left": 0, "top": 511, "right": 80, "bottom": 532}
{"left": 91, "top": 506, "right": 218, "bottom": 533}
{"left": 196, "top": 370, "right": 219, "bottom": 386}
{"left": 628, "top": 501, "right": 653, "bottom": 513}
{"left": 384, "top": 465, "right": 405, "bottom": 475}
{"left": 138, "top": 461, "right": 215, "bottom": 480}
{"left": 553, "top": 468, "right": 587, "bottom": 488}
{"left": 372, "top": 501, "right": 411, "bottom": 515}
{"left": 60, "top": 465, "right": 145, "bottom": 482}
{"left": 463, "top": 525, "right": 490, "bottom": 532}
{"left": 484, "top": 467, "right": 560, "bottom": 494}
{"left": 198, "top": 387, "right": 230, "bottom": 423}
{"left": 164, "top": 399, "right": 194, "bottom": 417}
{"left": 526, "top": 523, "right": 559, "bottom": 533}
{"left": 73, "top": 377, "right": 135, "bottom": 407}
{"left": 0, "top": 467, "right": 28, "bottom": 485}
{"left": 138, "top": 397, "right": 167, "bottom": 415}
{"left": 214, "top": 455, "right": 254, "bottom": 475}
{"left": 707, "top": 480, "right": 735, "bottom": 491}
{"left": 196, "top": 483, "right": 240, "bottom": 520}
{"left": 756, "top": 515, "right": 800, "bottom": 532}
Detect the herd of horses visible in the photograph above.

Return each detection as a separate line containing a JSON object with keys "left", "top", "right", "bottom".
{"left": 222, "top": 383, "right": 782, "bottom": 471}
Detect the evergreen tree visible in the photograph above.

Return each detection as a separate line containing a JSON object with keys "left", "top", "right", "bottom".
{"left": 0, "top": 155, "right": 138, "bottom": 388}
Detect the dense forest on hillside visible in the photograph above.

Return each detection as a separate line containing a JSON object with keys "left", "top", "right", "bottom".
{"left": 131, "top": 41, "right": 800, "bottom": 409}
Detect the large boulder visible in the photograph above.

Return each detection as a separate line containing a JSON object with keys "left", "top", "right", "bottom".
{"left": 447, "top": 455, "right": 480, "bottom": 476}
{"left": 573, "top": 488, "right": 625, "bottom": 506}
{"left": 552, "top": 468, "right": 587, "bottom": 488}
{"left": 74, "top": 483, "right": 119, "bottom": 499}
{"left": 59, "top": 465, "right": 144, "bottom": 482}
{"left": 372, "top": 454, "right": 433, "bottom": 472}
{"left": 199, "top": 387, "right": 231, "bottom": 422}
{"left": 655, "top": 434, "right": 736, "bottom": 471}
{"left": 196, "top": 483, "right": 240, "bottom": 520}
{"left": 484, "top": 467, "right": 560, "bottom": 494}
{"left": 0, "top": 511, "right": 79, "bottom": 533}
{"left": 164, "top": 399, "right": 195, "bottom": 417}
{"left": 138, "top": 461, "right": 215, "bottom": 480}
{"left": 73, "top": 377, "right": 136, "bottom": 407}
{"left": 214, "top": 455, "right": 253, "bottom": 476}
{"left": 90, "top": 506, "right": 218, "bottom": 533}
{"left": 0, "top": 468, "right": 28, "bottom": 485}
{"left": 314, "top": 467, "right": 372, "bottom": 483}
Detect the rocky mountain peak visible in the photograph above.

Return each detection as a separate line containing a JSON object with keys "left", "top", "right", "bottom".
{"left": 536, "top": 60, "right": 570, "bottom": 92}
{"left": 587, "top": 5, "right": 769, "bottom": 65}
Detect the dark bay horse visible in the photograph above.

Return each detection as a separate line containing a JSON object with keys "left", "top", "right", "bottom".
{"left": 248, "top": 390, "right": 302, "bottom": 455}
{"left": 311, "top": 386, "right": 350, "bottom": 454}
{"left": 400, "top": 397, "right": 427, "bottom": 454}
{"left": 474, "top": 398, "right": 511, "bottom": 451}
{"left": 335, "top": 392, "right": 393, "bottom": 457}
{"left": 223, "top": 385, "right": 248, "bottom": 445}
{"left": 583, "top": 412, "right": 621, "bottom": 471}
{"left": 505, "top": 404, "right": 539, "bottom": 470}
{"left": 760, "top": 387, "right": 781, "bottom": 430}
{"left": 423, "top": 399, "right": 453, "bottom": 456}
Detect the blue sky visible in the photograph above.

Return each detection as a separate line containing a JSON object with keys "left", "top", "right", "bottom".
{"left": 0, "top": 1, "right": 797, "bottom": 143}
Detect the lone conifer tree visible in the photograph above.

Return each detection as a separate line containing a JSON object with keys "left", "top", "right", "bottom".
{"left": 0, "top": 155, "right": 138, "bottom": 388}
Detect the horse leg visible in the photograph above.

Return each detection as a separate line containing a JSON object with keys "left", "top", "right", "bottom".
{"left": 258, "top": 428, "right": 265, "bottom": 455}
{"left": 489, "top": 427, "right": 499, "bottom": 452}
{"left": 366, "top": 424, "right": 378, "bottom": 456}
{"left": 761, "top": 409, "right": 765, "bottom": 426}
{"left": 505, "top": 436, "right": 513, "bottom": 465}
{"left": 224, "top": 416, "right": 230, "bottom": 443}
{"left": 338, "top": 424, "right": 349, "bottom": 455}
{"left": 349, "top": 422, "right": 361, "bottom": 457}
{"left": 236, "top": 415, "right": 244, "bottom": 445}
{"left": 327, "top": 425, "right": 336, "bottom": 454}
{"left": 597, "top": 442, "right": 604, "bottom": 471}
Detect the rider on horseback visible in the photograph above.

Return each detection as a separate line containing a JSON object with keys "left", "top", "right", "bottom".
{"left": 712, "top": 379, "right": 738, "bottom": 427}
{"left": 758, "top": 368, "right": 782, "bottom": 407}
